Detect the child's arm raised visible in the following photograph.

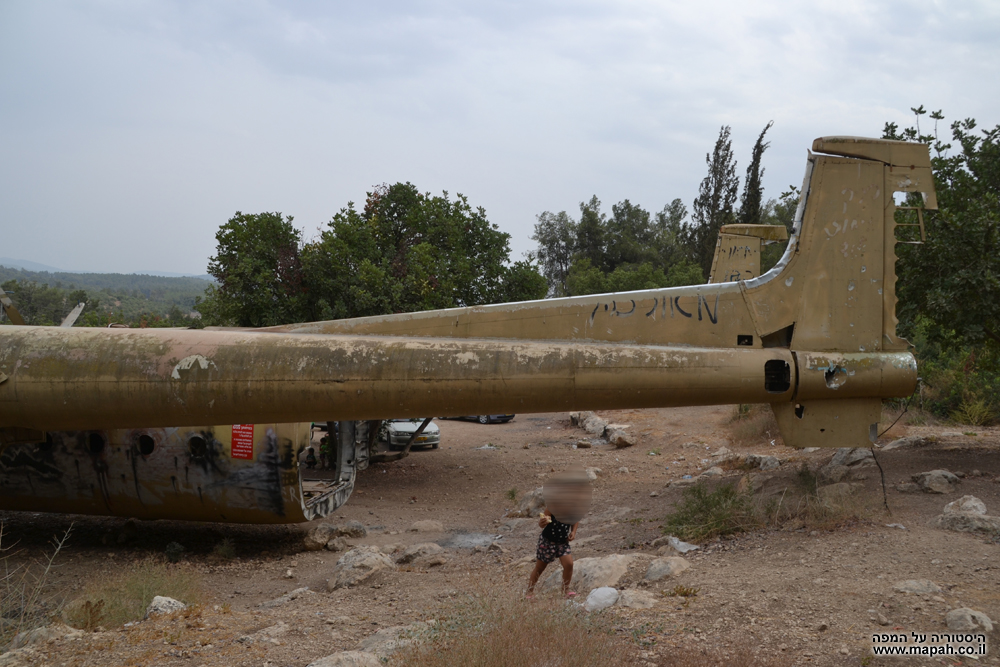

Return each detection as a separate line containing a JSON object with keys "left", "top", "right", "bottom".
{"left": 538, "top": 510, "right": 553, "bottom": 528}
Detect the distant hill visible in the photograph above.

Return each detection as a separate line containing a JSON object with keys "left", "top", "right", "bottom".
{"left": 0, "top": 257, "right": 212, "bottom": 279}
{"left": 0, "top": 265, "right": 215, "bottom": 325}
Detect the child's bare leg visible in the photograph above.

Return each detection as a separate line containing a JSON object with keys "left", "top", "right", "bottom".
{"left": 559, "top": 554, "right": 574, "bottom": 595}
{"left": 527, "top": 560, "right": 548, "bottom": 593}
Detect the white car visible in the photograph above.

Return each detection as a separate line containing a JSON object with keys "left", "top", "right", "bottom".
{"left": 382, "top": 418, "right": 440, "bottom": 450}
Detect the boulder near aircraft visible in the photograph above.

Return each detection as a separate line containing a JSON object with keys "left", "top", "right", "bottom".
{"left": 0, "top": 136, "right": 936, "bottom": 524}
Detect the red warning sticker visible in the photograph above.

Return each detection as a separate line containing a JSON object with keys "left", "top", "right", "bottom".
{"left": 231, "top": 424, "right": 254, "bottom": 460}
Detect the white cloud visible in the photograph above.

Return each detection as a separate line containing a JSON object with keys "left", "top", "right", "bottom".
{"left": 0, "top": 0, "right": 997, "bottom": 273}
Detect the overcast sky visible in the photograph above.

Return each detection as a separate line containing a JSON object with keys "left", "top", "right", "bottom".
{"left": 2, "top": 1, "right": 997, "bottom": 275}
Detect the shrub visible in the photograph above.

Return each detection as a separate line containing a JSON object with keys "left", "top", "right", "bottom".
{"left": 728, "top": 404, "right": 782, "bottom": 447}
{"left": 63, "top": 559, "right": 201, "bottom": 630}
{"left": 0, "top": 525, "right": 72, "bottom": 649}
{"left": 391, "top": 585, "right": 637, "bottom": 666}
{"left": 663, "top": 483, "right": 758, "bottom": 541}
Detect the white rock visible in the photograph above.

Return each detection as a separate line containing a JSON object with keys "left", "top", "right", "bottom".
{"left": 329, "top": 546, "right": 396, "bottom": 590}
{"left": 617, "top": 588, "right": 656, "bottom": 609}
{"left": 945, "top": 608, "right": 993, "bottom": 633}
{"left": 943, "top": 495, "right": 987, "bottom": 516}
{"left": 539, "top": 554, "right": 632, "bottom": 593}
{"left": 396, "top": 543, "right": 445, "bottom": 564}
{"left": 306, "top": 651, "right": 383, "bottom": 667}
{"left": 913, "top": 470, "right": 960, "bottom": 494}
{"left": 584, "top": 587, "right": 619, "bottom": 612}
{"left": 618, "top": 467, "right": 630, "bottom": 474}
{"left": 892, "top": 579, "right": 941, "bottom": 595}
{"left": 699, "top": 467, "right": 723, "bottom": 477}
{"left": 408, "top": 520, "right": 445, "bottom": 533}
{"left": 645, "top": 557, "right": 691, "bottom": 581}
{"left": 651, "top": 535, "right": 700, "bottom": 554}
{"left": 585, "top": 467, "right": 602, "bottom": 481}
{"left": 711, "top": 447, "right": 732, "bottom": 458}
{"left": 145, "top": 596, "right": 187, "bottom": 618}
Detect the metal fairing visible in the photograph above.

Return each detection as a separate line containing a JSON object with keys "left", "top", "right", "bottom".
{"left": 0, "top": 136, "right": 938, "bottom": 523}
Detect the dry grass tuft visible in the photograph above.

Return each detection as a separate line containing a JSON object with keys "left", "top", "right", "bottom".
{"left": 62, "top": 558, "right": 201, "bottom": 630}
{"left": 391, "top": 583, "right": 637, "bottom": 667}
{"left": 0, "top": 524, "right": 72, "bottom": 649}
{"left": 728, "top": 404, "right": 782, "bottom": 448}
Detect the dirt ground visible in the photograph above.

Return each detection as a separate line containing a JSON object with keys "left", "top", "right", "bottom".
{"left": 2, "top": 407, "right": 999, "bottom": 667}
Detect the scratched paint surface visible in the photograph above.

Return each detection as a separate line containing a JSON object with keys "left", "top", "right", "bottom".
{"left": 0, "top": 423, "right": 311, "bottom": 523}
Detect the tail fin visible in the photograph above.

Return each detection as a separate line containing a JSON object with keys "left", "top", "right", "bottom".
{"left": 708, "top": 224, "right": 788, "bottom": 283}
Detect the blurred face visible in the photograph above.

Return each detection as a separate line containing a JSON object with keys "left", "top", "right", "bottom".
{"left": 543, "top": 471, "right": 592, "bottom": 524}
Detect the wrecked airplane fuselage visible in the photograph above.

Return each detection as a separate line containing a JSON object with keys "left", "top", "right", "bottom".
{"left": 0, "top": 136, "right": 938, "bottom": 523}
{"left": 0, "top": 423, "right": 355, "bottom": 523}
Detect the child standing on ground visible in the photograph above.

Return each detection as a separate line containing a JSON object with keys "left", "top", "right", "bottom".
{"left": 527, "top": 508, "right": 579, "bottom": 598}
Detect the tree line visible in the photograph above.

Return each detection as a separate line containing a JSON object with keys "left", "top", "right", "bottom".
{"left": 530, "top": 122, "right": 799, "bottom": 297}
{"left": 196, "top": 182, "right": 548, "bottom": 328}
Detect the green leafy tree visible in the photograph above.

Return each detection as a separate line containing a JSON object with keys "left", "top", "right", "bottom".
{"left": 575, "top": 196, "right": 608, "bottom": 270}
{"left": 883, "top": 110, "right": 1000, "bottom": 348}
{"left": 738, "top": 121, "right": 773, "bottom": 226}
{"left": 199, "top": 212, "right": 305, "bottom": 327}
{"left": 531, "top": 210, "right": 577, "bottom": 296}
{"left": 683, "top": 125, "right": 740, "bottom": 279}
{"left": 302, "top": 183, "right": 546, "bottom": 320}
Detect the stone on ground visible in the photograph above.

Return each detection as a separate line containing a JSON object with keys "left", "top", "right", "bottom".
{"left": 892, "top": 579, "right": 941, "bottom": 595}
{"left": 306, "top": 651, "right": 382, "bottom": 667}
{"left": 326, "top": 537, "right": 349, "bottom": 552}
{"left": 261, "top": 587, "right": 314, "bottom": 609}
{"left": 943, "top": 495, "right": 987, "bottom": 516}
{"left": 517, "top": 488, "right": 545, "bottom": 516}
{"left": 395, "top": 543, "right": 445, "bottom": 564}
{"left": 540, "top": 554, "right": 632, "bottom": 593}
{"left": 830, "top": 447, "right": 873, "bottom": 467}
{"left": 329, "top": 546, "right": 395, "bottom": 590}
{"left": 931, "top": 512, "right": 1000, "bottom": 534}
{"left": 651, "top": 536, "right": 700, "bottom": 554}
{"left": 304, "top": 523, "right": 338, "bottom": 551}
{"left": 585, "top": 467, "right": 602, "bottom": 481}
{"left": 883, "top": 435, "right": 932, "bottom": 450}
{"left": 145, "top": 596, "right": 187, "bottom": 618}
{"left": 912, "top": 470, "right": 960, "bottom": 494}
{"left": 583, "top": 415, "right": 608, "bottom": 436}
{"left": 817, "top": 482, "right": 860, "bottom": 504}
{"left": 618, "top": 588, "right": 656, "bottom": 609}
{"left": 355, "top": 621, "right": 435, "bottom": 657}
{"left": 645, "top": 557, "right": 691, "bottom": 581}
{"left": 408, "top": 519, "right": 445, "bottom": 533}
{"left": 746, "top": 454, "right": 780, "bottom": 471}
{"left": 606, "top": 425, "right": 636, "bottom": 448}
{"left": 945, "top": 608, "right": 993, "bottom": 633}
{"left": 10, "top": 624, "right": 82, "bottom": 650}
{"left": 699, "top": 466, "right": 723, "bottom": 477}
{"left": 584, "top": 587, "right": 619, "bottom": 612}
{"left": 336, "top": 520, "right": 368, "bottom": 538}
